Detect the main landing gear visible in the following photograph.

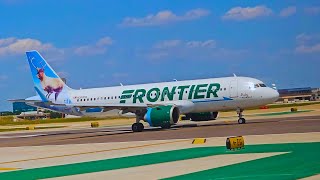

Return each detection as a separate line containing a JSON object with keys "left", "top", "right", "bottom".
{"left": 237, "top": 108, "right": 246, "bottom": 124}
{"left": 132, "top": 115, "right": 144, "bottom": 132}
{"left": 132, "top": 123, "right": 144, "bottom": 132}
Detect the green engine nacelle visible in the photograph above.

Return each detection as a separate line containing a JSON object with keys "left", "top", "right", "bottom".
{"left": 144, "top": 105, "right": 180, "bottom": 128}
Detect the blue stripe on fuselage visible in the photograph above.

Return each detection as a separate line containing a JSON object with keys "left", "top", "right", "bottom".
{"left": 192, "top": 97, "right": 233, "bottom": 103}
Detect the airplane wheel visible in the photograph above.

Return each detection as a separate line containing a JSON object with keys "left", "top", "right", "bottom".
{"left": 132, "top": 123, "right": 143, "bottom": 132}
{"left": 138, "top": 123, "right": 144, "bottom": 131}
{"left": 238, "top": 118, "right": 246, "bottom": 124}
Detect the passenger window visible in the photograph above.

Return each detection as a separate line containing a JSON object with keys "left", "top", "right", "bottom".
{"left": 224, "top": 88, "right": 226, "bottom": 91}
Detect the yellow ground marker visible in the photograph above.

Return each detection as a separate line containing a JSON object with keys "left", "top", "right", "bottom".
{"left": 291, "top": 107, "right": 298, "bottom": 112}
{"left": 226, "top": 136, "right": 245, "bottom": 150}
{"left": 91, "top": 122, "right": 99, "bottom": 128}
{"left": 25, "top": 126, "right": 35, "bottom": 130}
{"left": 0, "top": 167, "right": 20, "bottom": 171}
{"left": 192, "top": 138, "right": 206, "bottom": 144}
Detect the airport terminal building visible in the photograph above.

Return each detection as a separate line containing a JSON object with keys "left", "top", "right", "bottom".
{"left": 277, "top": 87, "right": 320, "bottom": 103}
{"left": 12, "top": 102, "right": 37, "bottom": 114}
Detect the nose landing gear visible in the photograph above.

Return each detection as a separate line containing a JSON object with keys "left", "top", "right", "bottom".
{"left": 237, "top": 108, "right": 246, "bottom": 124}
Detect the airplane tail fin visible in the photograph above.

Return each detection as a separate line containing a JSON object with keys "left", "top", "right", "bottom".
{"left": 26, "top": 50, "right": 72, "bottom": 101}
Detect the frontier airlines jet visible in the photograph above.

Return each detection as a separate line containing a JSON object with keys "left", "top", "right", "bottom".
{"left": 11, "top": 51, "right": 279, "bottom": 132}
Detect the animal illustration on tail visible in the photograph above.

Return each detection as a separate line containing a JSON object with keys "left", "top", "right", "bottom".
{"left": 29, "top": 56, "right": 64, "bottom": 101}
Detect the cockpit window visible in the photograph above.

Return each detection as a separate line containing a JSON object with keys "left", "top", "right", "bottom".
{"left": 255, "top": 83, "right": 267, "bottom": 88}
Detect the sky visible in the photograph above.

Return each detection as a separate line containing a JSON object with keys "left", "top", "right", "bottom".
{"left": 0, "top": 0, "right": 320, "bottom": 111}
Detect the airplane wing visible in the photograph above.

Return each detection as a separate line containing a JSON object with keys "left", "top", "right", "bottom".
{"left": 68, "top": 101, "right": 185, "bottom": 113}
{"left": 7, "top": 99, "right": 42, "bottom": 103}
{"left": 70, "top": 103, "right": 148, "bottom": 108}
{"left": 69, "top": 103, "right": 161, "bottom": 112}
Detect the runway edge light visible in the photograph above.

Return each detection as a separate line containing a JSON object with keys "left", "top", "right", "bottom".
{"left": 226, "top": 136, "right": 244, "bottom": 150}
{"left": 192, "top": 138, "right": 206, "bottom": 144}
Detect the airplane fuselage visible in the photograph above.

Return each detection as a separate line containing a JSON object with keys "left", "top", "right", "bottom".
{"left": 27, "top": 76, "right": 279, "bottom": 116}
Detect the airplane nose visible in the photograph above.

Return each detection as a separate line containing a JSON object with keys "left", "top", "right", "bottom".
{"left": 269, "top": 88, "right": 279, "bottom": 102}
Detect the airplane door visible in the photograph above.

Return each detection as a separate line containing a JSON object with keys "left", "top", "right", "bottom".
{"left": 229, "top": 80, "right": 238, "bottom": 98}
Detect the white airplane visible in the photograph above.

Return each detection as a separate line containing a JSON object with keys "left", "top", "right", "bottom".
{"left": 10, "top": 51, "right": 279, "bottom": 132}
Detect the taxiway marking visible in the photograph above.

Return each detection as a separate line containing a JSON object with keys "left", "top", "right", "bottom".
{"left": 0, "top": 139, "right": 189, "bottom": 165}
{"left": 49, "top": 152, "right": 287, "bottom": 180}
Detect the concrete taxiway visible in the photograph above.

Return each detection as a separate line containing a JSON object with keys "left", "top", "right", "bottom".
{"left": 0, "top": 115, "right": 319, "bottom": 147}
{"left": 0, "top": 112, "right": 319, "bottom": 179}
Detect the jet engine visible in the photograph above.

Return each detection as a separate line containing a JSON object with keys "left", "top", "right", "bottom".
{"left": 144, "top": 105, "right": 180, "bottom": 128}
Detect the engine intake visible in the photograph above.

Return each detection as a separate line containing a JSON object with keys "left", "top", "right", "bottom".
{"left": 144, "top": 105, "right": 180, "bottom": 127}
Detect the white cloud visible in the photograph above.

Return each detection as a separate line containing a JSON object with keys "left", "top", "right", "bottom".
{"left": 304, "top": 6, "right": 320, "bottom": 15}
{"left": 279, "top": 6, "right": 296, "bottom": 17}
{"left": 296, "top": 33, "right": 312, "bottom": 43}
{"left": 154, "top": 39, "right": 216, "bottom": 49}
{"left": 0, "top": 75, "right": 8, "bottom": 81}
{"left": 121, "top": 8, "right": 210, "bottom": 27}
{"left": 0, "top": 37, "right": 58, "bottom": 56}
{"left": 295, "top": 33, "right": 320, "bottom": 53}
{"left": 222, "top": 5, "right": 273, "bottom": 21}
{"left": 74, "top": 36, "right": 113, "bottom": 56}
{"left": 154, "top": 40, "right": 181, "bottom": 49}
{"left": 0, "top": 38, "right": 16, "bottom": 46}
{"left": 295, "top": 44, "right": 320, "bottom": 53}
{"left": 96, "top": 37, "right": 113, "bottom": 47}
{"left": 143, "top": 39, "right": 218, "bottom": 60}
{"left": 145, "top": 51, "right": 169, "bottom": 60}
{"left": 186, "top": 40, "right": 216, "bottom": 48}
